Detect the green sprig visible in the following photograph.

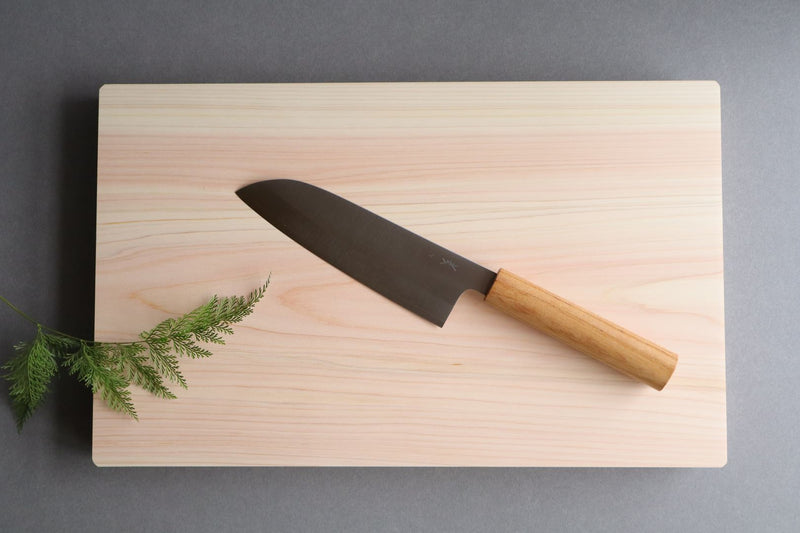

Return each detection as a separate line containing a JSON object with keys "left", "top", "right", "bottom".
{"left": 1, "top": 279, "right": 269, "bottom": 431}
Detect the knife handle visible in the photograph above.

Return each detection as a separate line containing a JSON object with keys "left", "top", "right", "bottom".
{"left": 485, "top": 269, "right": 677, "bottom": 390}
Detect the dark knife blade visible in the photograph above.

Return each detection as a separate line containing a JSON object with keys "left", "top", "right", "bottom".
{"left": 236, "top": 179, "right": 496, "bottom": 326}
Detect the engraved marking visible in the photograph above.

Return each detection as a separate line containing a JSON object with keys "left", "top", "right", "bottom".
{"left": 441, "top": 257, "right": 458, "bottom": 271}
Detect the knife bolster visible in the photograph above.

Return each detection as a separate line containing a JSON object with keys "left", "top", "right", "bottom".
{"left": 485, "top": 269, "right": 677, "bottom": 390}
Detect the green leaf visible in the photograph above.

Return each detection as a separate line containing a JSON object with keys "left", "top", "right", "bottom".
{"left": 146, "top": 338, "right": 187, "bottom": 389}
{"left": 112, "top": 343, "right": 175, "bottom": 400}
{"left": 3, "top": 277, "right": 270, "bottom": 430}
{"left": 2, "top": 327, "right": 58, "bottom": 431}
{"left": 42, "top": 332, "right": 79, "bottom": 356}
{"left": 192, "top": 329, "right": 225, "bottom": 345}
{"left": 65, "top": 342, "right": 137, "bottom": 419}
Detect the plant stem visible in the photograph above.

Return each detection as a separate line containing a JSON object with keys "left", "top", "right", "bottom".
{"left": 0, "top": 294, "right": 41, "bottom": 326}
{"left": 0, "top": 294, "right": 88, "bottom": 342}
{"left": 0, "top": 294, "right": 179, "bottom": 350}
{"left": 0, "top": 294, "right": 100, "bottom": 345}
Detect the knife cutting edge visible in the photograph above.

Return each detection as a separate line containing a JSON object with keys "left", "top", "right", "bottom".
{"left": 236, "top": 179, "right": 678, "bottom": 390}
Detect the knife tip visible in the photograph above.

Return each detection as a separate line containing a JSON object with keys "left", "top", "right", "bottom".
{"left": 235, "top": 182, "right": 256, "bottom": 198}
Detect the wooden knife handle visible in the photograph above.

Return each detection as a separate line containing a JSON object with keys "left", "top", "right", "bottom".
{"left": 485, "top": 269, "right": 678, "bottom": 390}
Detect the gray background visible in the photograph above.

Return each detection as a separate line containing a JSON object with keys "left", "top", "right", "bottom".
{"left": 0, "top": 1, "right": 797, "bottom": 531}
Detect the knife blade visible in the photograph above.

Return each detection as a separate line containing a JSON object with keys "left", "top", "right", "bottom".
{"left": 237, "top": 179, "right": 678, "bottom": 390}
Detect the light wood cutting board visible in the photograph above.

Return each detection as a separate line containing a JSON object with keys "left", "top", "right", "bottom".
{"left": 93, "top": 82, "right": 725, "bottom": 467}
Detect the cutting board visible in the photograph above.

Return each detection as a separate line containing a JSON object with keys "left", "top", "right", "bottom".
{"left": 93, "top": 82, "right": 725, "bottom": 466}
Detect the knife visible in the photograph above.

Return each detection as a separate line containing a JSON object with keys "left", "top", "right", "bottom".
{"left": 237, "top": 179, "right": 678, "bottom": 390}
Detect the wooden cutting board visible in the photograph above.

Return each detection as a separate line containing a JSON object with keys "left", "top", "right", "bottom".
{"left": 93, "top": 82, "right": 725, "bottom": 466}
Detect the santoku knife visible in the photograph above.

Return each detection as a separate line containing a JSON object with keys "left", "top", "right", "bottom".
{"left": 237, "top": 179, "right": 678, "bottom": 390}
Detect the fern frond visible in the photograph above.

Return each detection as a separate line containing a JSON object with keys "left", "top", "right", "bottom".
{"left": 63, "top": 342, "right": 137, "bottom": 419}
{"left": 2, "top": 278, "right": 270, "bottom": 430}
{"left": 42, "top": 332, "right": 79, "bottom": 356}
{"left": 192, "top": 329, "right": 225, "bottom": 345}
{"left": 111, "top": 343, "right": 175, "bottom": 400}
{"left": 2, "top": 327, "right": 58, "bottom": 431}
{"left": 145, "top": 338, "right": 187, "bottom": 389}
{"left": 141, "top": 317, "right": 175, "bottom": 341}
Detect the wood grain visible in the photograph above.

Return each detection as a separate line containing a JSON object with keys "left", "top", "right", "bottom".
{"left": 485, "top": 269, "right": 678, "bottom": 390}
{"left": 93, "top": 82, "right": 725, "bottom": 466}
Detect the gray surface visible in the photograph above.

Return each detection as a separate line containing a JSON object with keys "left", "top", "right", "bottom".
{"left": 0, "top": 1, "right": 797, "bottom": 531}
